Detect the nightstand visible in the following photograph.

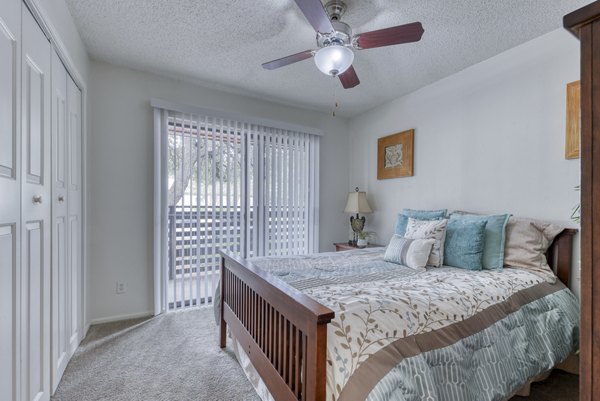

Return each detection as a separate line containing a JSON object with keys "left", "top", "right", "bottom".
{"left": 334, "top": 242, "right": 383, "bottom": 252}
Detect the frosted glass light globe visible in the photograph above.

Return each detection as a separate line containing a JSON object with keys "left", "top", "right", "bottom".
{"left": 314, "top": 44, "right": 354, "bottom": 76}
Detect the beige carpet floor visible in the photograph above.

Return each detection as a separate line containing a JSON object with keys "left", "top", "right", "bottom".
{"left": 52, "top": 307, "right": 259, "bottom": 401}
{"left": 52, "top": 307, "right": 578, "bottom": 401}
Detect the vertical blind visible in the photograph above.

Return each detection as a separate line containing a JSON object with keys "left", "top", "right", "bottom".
{"left": 153, "top": 105, "right": 320, "bottom": 312}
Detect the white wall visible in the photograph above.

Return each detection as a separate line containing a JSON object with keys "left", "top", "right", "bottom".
{"left": 88, "top": 61, "right": 349, "bottom": 322}
{"left": 348, "top": 29, "right": 581, "bottom": 295}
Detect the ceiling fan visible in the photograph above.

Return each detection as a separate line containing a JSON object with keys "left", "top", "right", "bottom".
{"left": 262, "top": 0, "right": 424, "bottom": 89}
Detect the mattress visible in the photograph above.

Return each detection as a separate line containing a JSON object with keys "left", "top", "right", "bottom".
{"left": 218, "top": 248, "right": 580, "bottom": 401}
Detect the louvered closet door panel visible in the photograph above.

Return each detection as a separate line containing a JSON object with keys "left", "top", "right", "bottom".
{"left": 21, "top": 6, "right": 52, "bottom": 401}
{"left": 67, "top": 75, "right": 82, "bottom": 355}
{"left": 0, "top": 1, "right": 21, "bottom": 400}
{"left": 50, "top": 49, "right": 69, "bottom": 393}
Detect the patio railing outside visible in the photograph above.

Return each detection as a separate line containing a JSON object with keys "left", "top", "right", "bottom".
{"left": 167, "top": 205, "right": 306, "bottom": 309}
{"left": 167, "top": 205, "right": 242, "bottom": 309}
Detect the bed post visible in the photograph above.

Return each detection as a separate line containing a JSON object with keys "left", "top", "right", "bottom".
{"left": 555, "top": 229, "right": 576, "bottom": 287}
{"left": 546, "top": 228, "right": 577, "bottom": 287}
{"left": 219, "top": 257, "right": 227, "bottom": 348}
{"left": 305, "top": 323, "right": 329, "bottom": 401}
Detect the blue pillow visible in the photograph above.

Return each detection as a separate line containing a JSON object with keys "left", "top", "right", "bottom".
{"left": 449, "top": 213, "right": 510, "bottom": 269}
{"left": 444, "top": 219, "right": 487, "bottom": 270}
{"left": 394, "top": 208, "right": 448, "bottom": 236}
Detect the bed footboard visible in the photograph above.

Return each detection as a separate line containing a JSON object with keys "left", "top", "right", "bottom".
{"left": 219, "top": 251, "right": 335, "bottom": 401}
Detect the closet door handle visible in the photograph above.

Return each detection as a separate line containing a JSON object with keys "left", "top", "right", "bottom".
{"left": 58, "top": 196, "right": 65, "bottom": 202}
{"left": 32, "top": 196, "right": 42, "bottom": 204}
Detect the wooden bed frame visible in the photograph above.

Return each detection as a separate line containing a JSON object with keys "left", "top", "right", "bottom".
{"left": 219, "top": 228, "right": 577, "bottom": 401}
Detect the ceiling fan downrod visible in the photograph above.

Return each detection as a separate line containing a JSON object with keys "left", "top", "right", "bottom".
{"left": 324, "top": 0, "right": 347, "bottom": 21}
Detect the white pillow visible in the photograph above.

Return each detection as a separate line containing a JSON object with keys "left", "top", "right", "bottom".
{"left": 404, "top": 217, "right": 448, "bottom": 267}
{"left": 384, "top": 235, "right": 435, "bottom": 270}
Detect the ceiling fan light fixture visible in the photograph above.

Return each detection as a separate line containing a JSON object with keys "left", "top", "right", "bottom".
{"left": 314, "top": 44, "right": 354, "bottom": 77}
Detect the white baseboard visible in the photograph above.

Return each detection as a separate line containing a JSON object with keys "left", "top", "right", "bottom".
{"left": 88, "top": 311, "right": 154, "bottom": 326}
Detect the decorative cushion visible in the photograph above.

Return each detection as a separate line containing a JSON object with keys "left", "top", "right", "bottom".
{"left": 444, "top": 219, "right": 487, "bottom": 270}
{"left": 503, "top": 217, "right": 564, "bottom": 282}
{"left": 384, "top": 235, "right": 435, "bottom": 270}
{"left": 449, "top": 212, "right": 510, "bottom": 269}
{"left": 394, "top": 208, "right": 448, "bottom": 236}
{"left": 404, "top": 217, "right": 448, "bottom": 267}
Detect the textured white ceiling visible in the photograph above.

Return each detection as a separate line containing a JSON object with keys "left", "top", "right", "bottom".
{"left": 65, "top": 0, "right": 589, "bottom": 117}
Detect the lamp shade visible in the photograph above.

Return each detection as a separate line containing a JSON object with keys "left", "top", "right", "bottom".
{"left": 314, "top": 44, "right": 354, "bottom": 76}
{"left": 344, "top": 191, "right": 372, "bottom": 214}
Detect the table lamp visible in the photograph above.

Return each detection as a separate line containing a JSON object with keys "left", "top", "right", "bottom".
{"left": 344, "top": 187, "right": 373, "bottom": 245}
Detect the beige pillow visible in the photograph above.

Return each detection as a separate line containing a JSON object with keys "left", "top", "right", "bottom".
{"left": 503, "top": 217, "right": 564, "bottom": 282}
{"left": 404, "top": 218, "right": 448, "bottom": 267}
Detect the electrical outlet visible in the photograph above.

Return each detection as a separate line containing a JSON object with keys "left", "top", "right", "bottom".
{"left": 116, "top": 281, "right": 127, "bottom": 294}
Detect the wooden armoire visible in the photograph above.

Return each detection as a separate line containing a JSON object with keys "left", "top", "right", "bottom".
{"left": 565, "top": 2, "right": 600, "bottom": 400}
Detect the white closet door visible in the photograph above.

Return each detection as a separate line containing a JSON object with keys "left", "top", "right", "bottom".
{"left": 0, "top": 1, "right": 21, "bottom": 400}
{"left": 67, "top": 75, "right": 82, "bottom": 354}
{"left": 21, "top": 6, "right": 52, "bottom": 401}
{"left": 50, "top": 49, "right": 69, "bottom": 393}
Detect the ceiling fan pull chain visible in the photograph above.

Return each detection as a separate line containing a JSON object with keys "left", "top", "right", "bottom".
{"left": 332, "top": 77, "right": 338, "bottom": 117}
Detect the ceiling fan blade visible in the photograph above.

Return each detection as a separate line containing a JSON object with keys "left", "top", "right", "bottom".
{"left": 339, "top": 65, "right": 360, "bottom": 89}
{"left": 262, "top": 50, "right": 315, "bottom": 70}
{"left": 293, "top": 0, "right": 335, "bottom": 34}
{"left": 355, "top": 22, "right": 424, "bottom": 50}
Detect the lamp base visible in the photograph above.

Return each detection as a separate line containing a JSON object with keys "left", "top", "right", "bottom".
{"left": 349, "top": 214, "right": 366, "bottom": 246}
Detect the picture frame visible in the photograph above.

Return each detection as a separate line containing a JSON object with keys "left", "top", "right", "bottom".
{"left": 565, "top": 80, "right": 580, "bottom": 159}
{"left": 377, "top": 129, "right": 414, "bottom": 179}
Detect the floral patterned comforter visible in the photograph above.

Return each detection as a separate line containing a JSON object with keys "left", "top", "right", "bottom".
{"left": 246, "top": 248, "right": 579, "bottom": 401}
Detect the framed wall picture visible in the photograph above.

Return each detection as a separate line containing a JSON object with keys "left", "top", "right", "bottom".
{"left": 377, "top": 129, "right": 414, "bottom": 179}
{"left": 565, "top": 80, "right": 580, "bottom": 159}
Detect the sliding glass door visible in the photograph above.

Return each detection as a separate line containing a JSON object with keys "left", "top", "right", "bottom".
{"left": 156, "top": 109, "right": 319, "bottom": 311}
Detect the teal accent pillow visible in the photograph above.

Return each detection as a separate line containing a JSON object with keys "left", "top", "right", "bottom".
{"left": 444, "top": 219, "right": 487, "bottom": 270}
{"left": 394, "top": 208, "right": 448, "bottom": 236}
{"left": 449, "top": 213, "right": 510, "bottom": 269}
